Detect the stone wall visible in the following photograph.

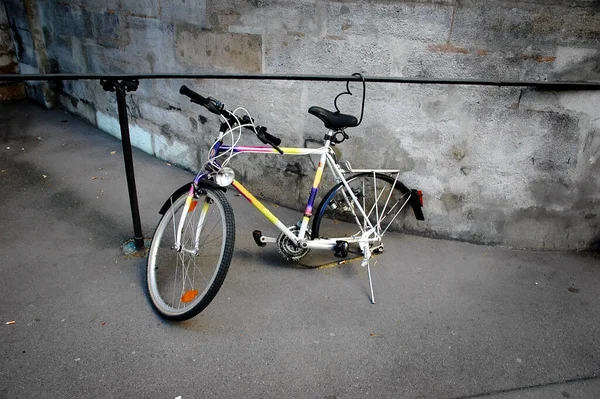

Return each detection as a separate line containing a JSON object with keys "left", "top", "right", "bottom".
{"left": 0, "top": 3, "right": 24, "bottom": 101}
{"left": 4, "top": 0, "right": 600, "bottom": 250}
{"left": 3, "top": 0, "right": 53, "bottom": 105}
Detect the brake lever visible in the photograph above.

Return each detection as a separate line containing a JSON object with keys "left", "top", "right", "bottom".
{"left": 271, "top": 144, "right": 284, "bottom": 154}
{"left": 255, "top": 128, "right": 283, "bottom": 154}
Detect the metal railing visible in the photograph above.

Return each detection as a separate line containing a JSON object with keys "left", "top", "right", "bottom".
{"left": 2, "top": 72, "right": 599, "bottom": 250}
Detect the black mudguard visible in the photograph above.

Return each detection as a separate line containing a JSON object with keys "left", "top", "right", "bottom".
{"left": 310, "top": 173, "right": 424, "bottom": 240}
{"left": 158, "top": 181, "right": 227, "bottom": 215}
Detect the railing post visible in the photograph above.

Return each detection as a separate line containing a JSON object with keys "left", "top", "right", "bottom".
{"left": 100, "top": 79, "right": 144, "bottom": 249}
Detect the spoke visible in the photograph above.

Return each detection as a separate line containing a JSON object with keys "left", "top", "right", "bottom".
{"left": 381, "top": 195, "right": 411, "bottom": 236}
{"left": 199, "top": 234, "right": 224, "bottom": 247}
{"left": 191, "top": 254, "right": 211, "bottom": 285}
{"left": 365, "top": 182, "right": 390, "bottom": 220}
{"left": 373, "top": 172, "right": 380, "bottom": 234}
{"left": 361, "top": 178, "right": 366, "bottom": 230}
{"left": 340, "top": 187, "right": 363, "bottom": 234}
{"left": 380, "top": 172, "right": 401, "bottom": 223}
{"left": 198, "top": 218, "right": 222, "bottom": 249}
{"left": 173, "top": 244, "right": 184, "bottom": 308}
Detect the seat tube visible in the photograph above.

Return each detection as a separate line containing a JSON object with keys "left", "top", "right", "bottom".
{"left": 298, "top": 137, "right": 331, "bottom": 239}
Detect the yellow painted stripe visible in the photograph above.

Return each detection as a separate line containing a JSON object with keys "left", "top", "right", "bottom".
{"left": 313, "top": 162, "right": 324, "bottom": 188}
{"left": 281, "top": 147, "right": 305, "bottom": 154}
{"left": 232, "top": 180, "right": 280, "bottom": 225}
{"left": 201, "top": 200, "right": 210, "bottom": 214}
{"left": 183, "top": 195, "right": 193, "bottom": 213}
{"left": 302, "top": 215, "right": 310, "bottom": 225}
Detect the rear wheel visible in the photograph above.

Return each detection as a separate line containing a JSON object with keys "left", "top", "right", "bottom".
{"left": 312, "top": 173, "right": 414, "bottom": 248}
{"left": 147, "top": 186, "right": 235, "bottom": 321}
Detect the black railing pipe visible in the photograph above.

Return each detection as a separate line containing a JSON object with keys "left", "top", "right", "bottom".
{"left": 100, "top": 79, "right": 144, "bottom": 249}
{"left": 0, "top": 73, "right": 599, "bottom": 90}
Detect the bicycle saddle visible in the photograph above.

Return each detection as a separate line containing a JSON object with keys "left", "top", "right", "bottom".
{"left": 308, "top": 106, "right": 358, "bottom": 130}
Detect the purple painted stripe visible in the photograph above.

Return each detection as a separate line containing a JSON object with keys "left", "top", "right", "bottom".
{"left": 193, "top": 171, "right": 209, "bottom": 184}
{"left": 305, "top": 187, "right": 318, "bottom": 215}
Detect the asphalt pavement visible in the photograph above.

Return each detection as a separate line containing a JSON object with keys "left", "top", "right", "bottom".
{"left": 1, "top": 101, "right": 599, "bottom": 399}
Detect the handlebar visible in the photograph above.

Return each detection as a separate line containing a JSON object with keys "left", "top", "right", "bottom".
{"left": 179, "top": 85, "right": 283, "bottom": 153}
{"left": 180, "top": 85, "right": 224, "bottom": 115}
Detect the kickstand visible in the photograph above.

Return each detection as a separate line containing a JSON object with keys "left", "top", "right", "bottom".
{"left": 366, "top": 260, "right": 376, "bottom": 304}
{"left": 360, "top": 241, "right": 376, "bottom": 304}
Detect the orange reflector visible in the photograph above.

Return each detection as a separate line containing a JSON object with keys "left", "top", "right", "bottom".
{"left": 181, "top": 289, "right": 199, "bottom": 303}
{"left": 417, "top": 190, "right": 423, "bottom": 206}
{"left": 188, "top": 200, "right": 198, "bottom": 213}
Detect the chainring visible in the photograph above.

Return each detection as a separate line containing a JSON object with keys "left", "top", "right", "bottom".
{"left": 277, "top": 225, "right": 310, "bottom": 261}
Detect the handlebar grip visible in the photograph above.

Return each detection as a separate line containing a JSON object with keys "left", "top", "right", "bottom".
{"left": 263, "top": 131, "right": 281, "bottom": 146}
{"left": 180, "top": 85, "right": 208, "bottom": 105}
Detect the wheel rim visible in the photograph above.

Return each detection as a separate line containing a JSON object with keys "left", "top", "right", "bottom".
{"left": 147, "top": 191, "right": 227, "bottom": 317}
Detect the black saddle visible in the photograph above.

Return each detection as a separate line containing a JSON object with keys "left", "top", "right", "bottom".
{"left": 308, "top": 106, "right": 358, "bottom": 130}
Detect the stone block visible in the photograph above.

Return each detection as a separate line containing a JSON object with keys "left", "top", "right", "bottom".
{"left": 96, "top": 110, "right": 121, "bottom": 139}
{"left": 96, "top": 110, "right": 154, "bottom": 155}
{"left": 0, "top": 6, "right": 7, "bottom": 25}
{"left": 119, "top": 0, "right": 160, "bottom": 18}
{"left": 0, "top": 28, "right": 14, "bottom": 55}
{"left": 550, "top": 46, "right": 600, "bottom": 82}
{"left": 154, "top": 133, "right": 199, "bottom": 171}
{"left": 214, "top": 2, "right": 322, "bottom": 36}
{"left": 137, "top": 100, "right": 194, "bottom": 144}
{"left": 41, "top": 3, "right": 92, "bottom": 39}
{"left": 0, "top": 54, "right": 16, "bottom": 68}
{"left": 58, "top": 94, "right": 97, "bottom": 125}
{"left": 129, "top": 123, "right": 154, "bottom": 155}
{"left": 325, "top": 1, "right": 450, "bottom": 43}
{"left": 176, "top": 24, "right": 262, "bottom": 73}
{"left": 12, "top": 27, "right": 36, "bottom": 66}
{"left": 0, "top": 82, "right": 25, "bottom": 102}
{"left": 92, "top": 12, "right": 128, "bottom": 48}
{"left": 68, "top": 0, "right": 120, "bottom": 12}
{"left": 161, "top": 0, "right": 207, "bottom": 26}
{"left": 265, "top": 34, "right": 390, "bottom": 75}
{"left": 452, "top": 0, "right": 600, "bottom": 51}
{"left": 125, "top": 17, "right": 179, "bottom": 73}
{"left": 390, "top": 37, "right": 557, "bottom": 80}
{"left": 3, "top": 0, "right": 29, "bottom": 30}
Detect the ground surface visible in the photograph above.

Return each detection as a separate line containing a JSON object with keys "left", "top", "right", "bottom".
{"left": 1, "top": 102, "right": 599, "bottom": 399}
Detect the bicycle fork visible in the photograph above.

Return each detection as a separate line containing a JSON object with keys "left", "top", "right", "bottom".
{"left": 173, "top": 185, "right": 210, "bottom": 255}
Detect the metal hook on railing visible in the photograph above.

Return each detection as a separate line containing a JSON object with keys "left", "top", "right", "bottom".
{"left": 333, "top": 73, "right": 366, "bottom": 126}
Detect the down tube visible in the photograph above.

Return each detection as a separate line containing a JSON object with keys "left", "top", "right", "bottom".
{"left": 230, "top": 179, "right": 297, "bottom": 241}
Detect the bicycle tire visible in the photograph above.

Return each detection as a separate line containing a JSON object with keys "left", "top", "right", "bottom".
{"left": 147, "top": 186, "right": 235, "bottom": 321}
{"left": 311, "top": 173, "right": 414, "bottom": 245}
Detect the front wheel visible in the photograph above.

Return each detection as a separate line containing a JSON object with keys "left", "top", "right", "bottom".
{"left": 147, "top": 186, "right": 235, "bottom": 321}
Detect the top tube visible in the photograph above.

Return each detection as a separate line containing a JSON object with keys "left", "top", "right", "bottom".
{"left": 218, "top": 145, "right": 328, "bottom": 155}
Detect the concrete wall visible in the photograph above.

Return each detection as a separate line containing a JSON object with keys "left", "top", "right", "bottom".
{"left": 4, "top": 0, "right": 600, "bottom": 250}
{"left": 0, "top": 3, "right": 25, "bottom": 101}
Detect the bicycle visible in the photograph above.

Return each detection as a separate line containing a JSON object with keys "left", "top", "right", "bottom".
{"left": 146, "top": 75, "right": 425, "bottom": 320}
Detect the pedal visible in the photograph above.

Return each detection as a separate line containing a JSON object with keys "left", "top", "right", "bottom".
{"left": 334, "top": 241, "right": 349, "bottom": 258}
{"left": 372, "top": 244, "right": 384, "bottom": 254}
{"left": 252, "top": 230, "right": 267, "bottom": 247}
